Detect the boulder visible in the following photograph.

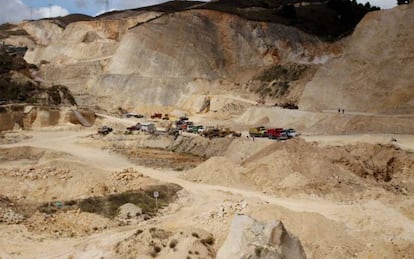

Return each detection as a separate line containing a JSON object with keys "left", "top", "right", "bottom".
{"left": 217, "top": 214, "right": 306, "bottom": 259}
{"left": 117, "top": 203, "right": 142, "bottom": 220}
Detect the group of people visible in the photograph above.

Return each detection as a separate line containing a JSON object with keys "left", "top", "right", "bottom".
{"left": 338, "top": 108, "right": 345, "bottom": 114}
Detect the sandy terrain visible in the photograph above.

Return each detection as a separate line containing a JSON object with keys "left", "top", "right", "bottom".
{"left": 0, "top": 3, "right": 413, "bottom": 258}
{"left": 0, "top": 123, "right": 413, "bottom": 258}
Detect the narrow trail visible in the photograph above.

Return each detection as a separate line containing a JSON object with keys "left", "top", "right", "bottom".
{"left": 3, "top": 129, "right": 414, "bottom": 241}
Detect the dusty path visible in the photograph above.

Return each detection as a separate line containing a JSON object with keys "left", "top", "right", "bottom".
{"left": 323, "top": 109, "right": 414, "bottom": 118}
{"left": 3, "top": 129, "right": 414, "bottom": 242}
{"left": 303, "top": 134, "right": 414, "bottom": 151}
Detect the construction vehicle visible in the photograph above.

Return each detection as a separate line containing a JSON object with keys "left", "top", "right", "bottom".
{"left": 249, "top": 126, "right": 267, "bottom": 137}
{"left": 126, "top": 123, "right": 141, "bottom": 131}
{"left": 181, "top": 121, "right": 193, "bottom": 131}
{"left": 123, "top": 113, "right": 144, "bottom": 118}
{"left": 150, "top": 113, "right": 162, "bottom": 119}
{"left": 267, "top": 128, "right": 288, "bottom": 140}
{"left": 97, "top": 126, "right": 113, "bottom": 135}
{"left": 231, "top": 131, "right": 242, "bottom": 137}
{"left": 192, "top": 125, "right": 203, "bottom": 134}
{"left": 141, "top": 123, "right": 156, "bottom": 133}
{"left": 202, "top": 127, "right": 233, "bottom": 138}
{"left": 203, "top": 128, "right": 221, "bottom": 138}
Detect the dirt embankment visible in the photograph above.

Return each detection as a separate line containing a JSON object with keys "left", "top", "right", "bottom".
{"left": 184, "top": 138, "right": 414, "bottom": 200}
{"left": 102, "top": 133, "right": 234, "bottom": 170}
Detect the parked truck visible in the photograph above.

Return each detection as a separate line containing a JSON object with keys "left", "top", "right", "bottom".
{"left": 150, "top": 113, "right": 162, "bottom": 119}
{"left": 267, "top": 128, "right": 288, "bottom": 140}
{"left": 126, "top": 123, "right": 141, "bottom": 131}
{"left": 249, "top": 126, "right": 267, "bottom": 137}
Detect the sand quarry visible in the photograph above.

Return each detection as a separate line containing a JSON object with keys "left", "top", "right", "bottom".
{"left": 0, "top": 112, "right": 413, "bottom": 259}
{"left": 0, "top": 3, "right": 414, "bottom": 258}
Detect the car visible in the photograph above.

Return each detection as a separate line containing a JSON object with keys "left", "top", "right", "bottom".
{"left": 284, "top": 128, "right": 301, "bottom": 138}
{"left": 197, "top": 126, "right": 205, "bottom": 134}
{"left": 124, "top": 113, "right": 144, "bottom": 118}
{"left": 192, "top": 125, "right": 203, "bottom": 134}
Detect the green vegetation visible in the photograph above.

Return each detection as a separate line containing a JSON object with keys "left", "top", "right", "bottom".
{"left": 38, "top": 184, "right": 183, "bottom": 218}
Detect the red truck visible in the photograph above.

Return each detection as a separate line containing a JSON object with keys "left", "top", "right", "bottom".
{"left": 267, "top": 128, "right": 288, "bottom": 140}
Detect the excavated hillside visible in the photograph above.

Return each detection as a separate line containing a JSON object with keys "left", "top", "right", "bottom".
{"left": 0, "top": 43, "right": 94, "bottom": 131}
{"left": 2, "top": 1, "right": 411, "bottom": 133}
{"left": 299, "top": 4, "right": 414, "bottom": 114}
{"left": 17, "top": 2, "right": 352, "bottom": 113}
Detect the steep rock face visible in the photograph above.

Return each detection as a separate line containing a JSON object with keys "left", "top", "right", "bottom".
{"left": 21, "top": 9, "right": 339, "bottom": 111}
{"left": 24, "top": 11, "right": 161, "bottom": 65}
{"left": 88, "top": 9, "right": 339, "bottom": 109}
{"left": 0, "top": 106, "right": 95, "bottom": 131}
{"left": 299, "top": 4, "right": 414, "bottom": 113}
{"left": 21, "top": 20, "right": 63, "bottom": 46}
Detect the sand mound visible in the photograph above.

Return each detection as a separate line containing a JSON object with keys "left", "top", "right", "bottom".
{"left": 184, "top": 157, "right": 243, "bottom": 186}
{"left": 185, "top": 138, "right": 414, "bottom": 199}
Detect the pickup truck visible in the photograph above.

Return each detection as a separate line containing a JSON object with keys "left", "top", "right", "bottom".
{"left": 249, "top": 126, "right": 267, "bottom": 137}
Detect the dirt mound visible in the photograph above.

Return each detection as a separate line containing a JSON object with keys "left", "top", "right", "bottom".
{"left": 185, "top": 138, "right": 414, "bottom": 199}
{"left": 113, "top": 227, "right": 215, "bottom": 259}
